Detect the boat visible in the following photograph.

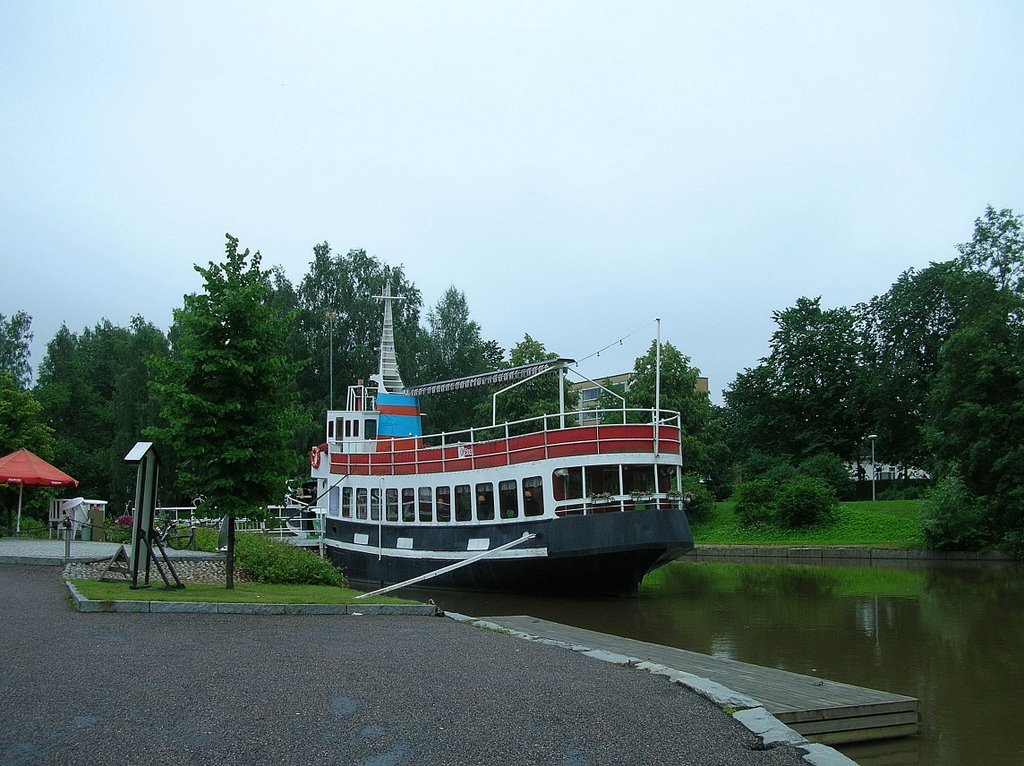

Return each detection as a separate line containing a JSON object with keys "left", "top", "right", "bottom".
{"left": 309, "top": 288, "right": 694, "bottom": 595}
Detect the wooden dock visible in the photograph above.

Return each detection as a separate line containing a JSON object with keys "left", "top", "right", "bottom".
{"left": 484, "top": 615, "right": 919, "bottom": 746}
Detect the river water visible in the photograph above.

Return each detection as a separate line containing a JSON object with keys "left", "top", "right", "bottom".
{"left": 411, "top": 558, "right": 1024, "bottom": 766}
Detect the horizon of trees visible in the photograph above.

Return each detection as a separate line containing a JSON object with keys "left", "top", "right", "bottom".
{"left": 2, "top": 205, "right": 1021, "bottom": 548}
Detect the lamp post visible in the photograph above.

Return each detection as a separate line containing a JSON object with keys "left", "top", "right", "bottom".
{"left": 867, "top": 434, "right": 878, "bottom": 501}
{"left": 325, "top": 310, "right": 337, "bottom": 410}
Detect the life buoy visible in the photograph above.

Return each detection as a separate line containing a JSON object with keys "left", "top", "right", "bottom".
{"left": 310, "top": 445, "right": 321, "bottom": 468}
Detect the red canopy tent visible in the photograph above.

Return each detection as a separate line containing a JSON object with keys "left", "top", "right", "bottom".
{"left": 0, "top": 448, "right": 79, "bottom": 535}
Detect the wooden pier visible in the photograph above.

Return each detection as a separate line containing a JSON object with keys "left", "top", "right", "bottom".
{"left": 484, "top": 615, "right": 919, "bottom": 745}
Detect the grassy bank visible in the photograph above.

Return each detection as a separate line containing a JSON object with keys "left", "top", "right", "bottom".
{"left": 70, "top": 579, "right": 419, "bottom": 605}
{"left": 691, "top": 499, "right": 925, "bottom": 548}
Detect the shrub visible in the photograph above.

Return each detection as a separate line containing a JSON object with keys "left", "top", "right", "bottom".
{"left": 1001, "top": 530, "right": 1024, "bottom": 560}
{"left": 733, "top": 479, "right": 777, "bottom": 528}
{"left": 775, "top": 476, "right": 838, "bottom": 528}
{"left": 920, "top": 476, "right": 990, "bottom": 551}
{"left": 680, "top": 475, "right": 714, "bottom": 522}
{"left": 234, "top": 533, "right": 346, "bottom": 587}
{"left": 797, "top": 454, "right": 853, "bottom": 500}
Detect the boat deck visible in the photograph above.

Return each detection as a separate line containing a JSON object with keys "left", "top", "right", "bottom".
{"left": 483, "top": 615, "right": 919, "bottom": 746}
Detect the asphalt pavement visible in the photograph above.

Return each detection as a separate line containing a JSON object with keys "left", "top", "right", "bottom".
{"left": 0, "top": 564, "right": 819, "bottom": 766}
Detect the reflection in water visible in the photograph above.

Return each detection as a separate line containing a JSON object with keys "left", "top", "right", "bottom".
{"left": 410, "top": 560, "right": 1024, "bottom": 766}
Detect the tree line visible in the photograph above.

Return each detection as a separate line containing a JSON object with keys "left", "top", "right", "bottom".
{"left": 2, "top": 206, "right": 1021, "bottom": 552}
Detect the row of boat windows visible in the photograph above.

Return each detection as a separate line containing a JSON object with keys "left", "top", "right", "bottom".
{"left": 330, "top": 477, "right": 545, "bottom": 523}
{"left": 327, "top": 464, "right": 679, "bottom": 524}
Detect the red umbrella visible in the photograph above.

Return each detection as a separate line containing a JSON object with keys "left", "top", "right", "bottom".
{"left": 0, "top": 448, "right": 79, "bottom": 535}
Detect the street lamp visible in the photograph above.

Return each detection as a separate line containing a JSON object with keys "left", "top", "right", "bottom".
{"left": 867, "top": 434, "right": 878, "bottom": 501}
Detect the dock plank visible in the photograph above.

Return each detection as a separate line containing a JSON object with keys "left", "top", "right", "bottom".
{"left": 483, "top": 615, "right": 919, "bottom": 745}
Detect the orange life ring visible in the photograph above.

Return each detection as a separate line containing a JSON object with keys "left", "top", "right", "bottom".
{"left": 310, "top": 445, "right": 321, "bottom": 468}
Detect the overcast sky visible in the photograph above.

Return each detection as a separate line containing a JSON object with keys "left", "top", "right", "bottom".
{"left": 2, "top": 1, "right": 1022, "bottom": 402}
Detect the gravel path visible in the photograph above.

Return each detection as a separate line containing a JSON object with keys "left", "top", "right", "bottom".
{"left": 0, "top": 565, "right": 811, "bottom": 766}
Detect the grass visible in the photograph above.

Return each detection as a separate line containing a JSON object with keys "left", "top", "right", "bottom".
{"left": 690, "top": 499, "right": 925, "bottom": 548}
{"left": 70, "top": 579, "right": 420, "bottom": 605}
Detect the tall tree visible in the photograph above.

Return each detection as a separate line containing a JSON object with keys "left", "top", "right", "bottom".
{"left": 150, "top": 235, "right": 301, "bottom": 587}
{"left": 0, "top": 372, "right": 55, "bottom": 531}
{"left": 487, "top": 334, "right": 576, "bottom": 427}
{"left": 859, "top": 261, "right": 972, "bottom": 468}
{"left": 0, "top": 311, "right": 33, "bottom": 389}
{"left": 294, "top": 244, "right": 423, "bottom": 444}
{"left": 420, "top": 286, "right": 493, "bottom": 434}
{"left": 724, "top": 297, "right": 868, "bottom": 464}
{"left": 623, "top": 340, "right": 727, "bottom": 484}
{"left": 956, "top": 206, "right": 1024, "bottom": 295}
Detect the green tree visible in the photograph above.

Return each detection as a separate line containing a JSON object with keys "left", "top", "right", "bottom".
{"left": 34, "top": 318, "right": 169, "bottom": 510}
{"left": 955, "top": 206, "right": 1024, "bottom": 294}
{"left": 725, "top": 297, "right": 868, "bottom": 465}
{"left": 0, "top": 372, "right": 55, "bottom": 531}
{"left": 623, "top": 340, "right": 728, "bottom": 487}
{"left": 0, "top": 311, "right": 33, "bottom": 388}
{"left": 421, "top": 286, "right": 493, "bottom": 434}
{"left": 489, "top": 334, "right": 576, "bottom": 427}
{"left": 294, "top": 243, "right": 423, "bottom": 444}
{"left": 150, "top": 235, "right": 302, "bottom": 588}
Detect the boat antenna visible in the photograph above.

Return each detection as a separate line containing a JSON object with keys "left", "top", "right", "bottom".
{"left": 370, "top": 283, "right": 405, "bottom": 394}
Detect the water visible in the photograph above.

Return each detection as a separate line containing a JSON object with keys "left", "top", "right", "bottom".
{"left": 410, "top": 559, "right": 1024, "bottom": 766}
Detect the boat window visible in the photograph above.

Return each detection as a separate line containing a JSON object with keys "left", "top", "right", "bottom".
{"left": 342, "top": 487, "right": 353, "bottom": 518}
{"left": 418, "top": 487, "right": 433, "bottom": 523}
{"left": 455, "top": 485, "right": 472, "bottom": 522}
{"left": 364, "top": 418, "right": 377, "bottom": 440}
{"left": 476, "top": 483, "right": 495, "bottom": 521}
{"left": 329, "top": 486, "right": 340, "bottom": 515}
{"left": 587, "top": 464, "right": 621, "bottom": 496}
{"left": 402, "top": 488, "right": 415, "bottom": 522}
{"left": 658, "top": 465, "right": 677, "bottom": 493}
{"left": 356, "top": 488, "right": 368, "bottom": 520}
{"left": 523, "top": 477, "right": 543, "bottom": 517}
{"left": 499, "top": 480, "right": 519, "bottom": 519}
{"left": 353, "top": 419, "right": 360, "bottom": 438}
{"left": 370, "top": 488, "right": 381, "bottom": 521}
{"left": 552, "top": 467, "right": 583, "bottom": 501}
{"left": 622, "top": 465, "right": 655, "bottom": 496}
{"left": 436, "top": 486, "right": 451, "bottom": 523}
{"left": 386, "top": 489, "right": 399, "bottom": 522}
{"left": 344, "top": 420, "right": 351, "bottom": 438}
{"left": 328, "top": 420, "right": 335, "bottom": 439}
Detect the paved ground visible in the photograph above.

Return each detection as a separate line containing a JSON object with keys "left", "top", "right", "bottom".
{"left": 0, "top": 564, "right": 813, "bottom": 766}
{"left": 0, "top": 538, "right": 217, "bottom": 565}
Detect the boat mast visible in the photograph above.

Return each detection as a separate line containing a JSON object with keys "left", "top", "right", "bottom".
{"left": 372, "top": 283, "right": 405, "bottom": 394}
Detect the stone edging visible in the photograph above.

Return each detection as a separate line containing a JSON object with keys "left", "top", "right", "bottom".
{"left": 64, "top": 581, "right": 437, "bottom": 616}
{"left": 691, "top": 545, "right": 1016, "bottom": 562}
{"left": 448, "top": 612, "right": 859, "bottom": 766}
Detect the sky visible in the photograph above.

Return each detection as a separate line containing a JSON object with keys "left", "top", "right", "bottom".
{"left": 2, "top": 1, "right": 1022, "bottom": 403}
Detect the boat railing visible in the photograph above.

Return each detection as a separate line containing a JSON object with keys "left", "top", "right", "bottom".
{"left": 155, "top": 503, "right": 325, "bottom": 543}
{"left": 329, "top": 407, "right": 682, "bottom": 476}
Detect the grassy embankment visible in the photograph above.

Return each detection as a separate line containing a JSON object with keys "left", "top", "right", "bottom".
{"left": 690, "top": 499, "right": 925, "bottom": 548}
{"left": 70, "top": 579, "right": 419, "bottom": 605}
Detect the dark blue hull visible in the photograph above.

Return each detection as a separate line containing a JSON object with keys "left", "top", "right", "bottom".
{"left": 323, "top": 508, "right": 693, "bottom": 596}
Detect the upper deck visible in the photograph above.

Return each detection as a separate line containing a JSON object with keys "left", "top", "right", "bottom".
{"left": 321, "top": 409, "right": 683, "bottom": 478}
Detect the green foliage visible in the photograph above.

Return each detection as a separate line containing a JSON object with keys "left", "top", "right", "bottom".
{"left": 739, "top": 451, "right": 795, "bottom": 484}
{"left": 920, "top": 476, "right": 990, "bottom": 551}
{"left": 0, "top": 310, "right": 33, "bottom": 389}
{"left": 797, "top": 453, "right": 853, "bottom": 499}
{"left": 733, "top": 479, "right": 777, "bottom": 528}
{"left": 234, "top": 533, "right": 346, "bottom": 587}
{"left": 774, "top": 476, "right": 838, "bottom": 528}
{"left": 488, "top": 334, "right": 576, "bottom": 427}
{"left": 149, "top": 235, "right": 302, "bottom": 519}
{"left": 680, "top": 474, "right": 713, "bottom": 522}
{"left": 33, "top": 317, "right": 169, "bottom": 509}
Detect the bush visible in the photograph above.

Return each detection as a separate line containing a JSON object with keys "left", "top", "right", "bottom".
{"left": 740, "top": 452, "right": 796, "bottom": 484}
{"left": 797, "top": 454, "right": 853, "bottom": 500}
{"left": 680, "top": 475, "right": 714, "bottom": 522}
{"left": 920, "top": 476, "right": 990, "bottom": 551}
{"left": 1001, "top": 530, "right": 1024, "bottom": 560}
{"left": 733, "top": 479, "right": 777, "bottom": 528}
{"left": 234, "top": 533, "right": 346, "bottom": 587}
{"left": 775, "top": 476, "right": 838, "bottom": 528}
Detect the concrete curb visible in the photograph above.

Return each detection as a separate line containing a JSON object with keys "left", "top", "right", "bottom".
{"left": 64, "top": 581, "right": 437, "bottom": 616}
{"left": 447, "top": 612, "right": 861, "bottom": 766}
